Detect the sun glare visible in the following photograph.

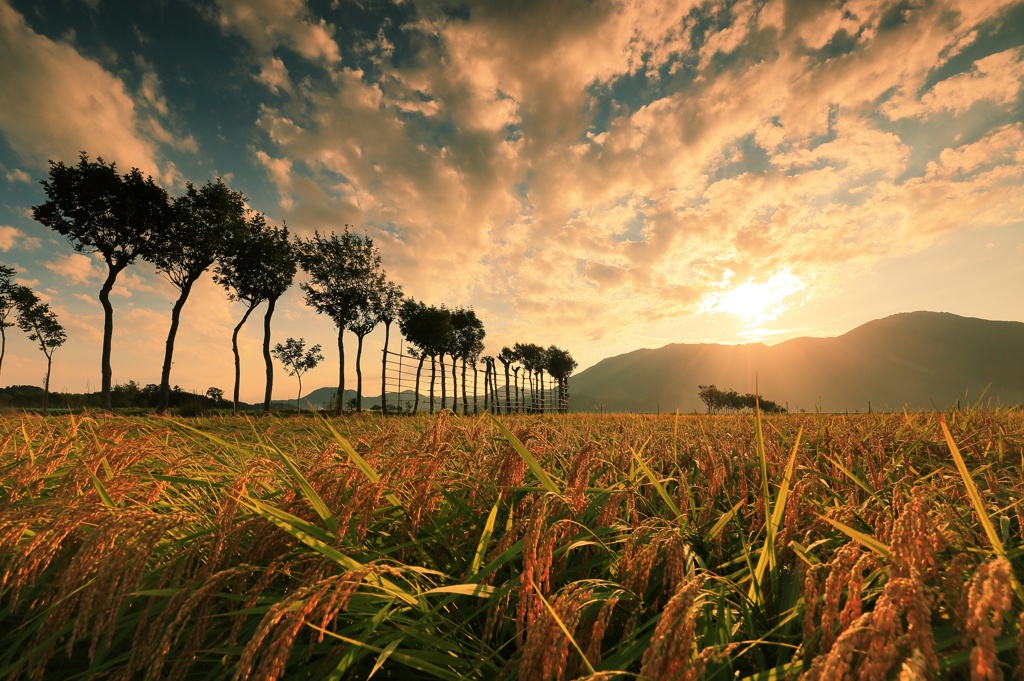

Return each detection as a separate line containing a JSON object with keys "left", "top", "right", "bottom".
{"left": 701, "top": 269, "right": 806, "bottom": 326}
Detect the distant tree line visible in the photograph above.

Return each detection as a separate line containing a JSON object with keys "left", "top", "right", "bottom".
{"left": 6, "top": 152, "right": 577, "bottom": 415}
{"left": 393, "top": 299, "right": 576, "bottom": 414}
{"left": 0, "top": 381, "right": 226, "bottom": 414}
{"left": 697, "top": 384, "right": 786, "bottom": 414}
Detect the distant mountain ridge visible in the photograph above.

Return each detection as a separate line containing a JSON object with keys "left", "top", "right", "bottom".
{"left": 567, "top": 312, "right": 1024, "bottom": 413}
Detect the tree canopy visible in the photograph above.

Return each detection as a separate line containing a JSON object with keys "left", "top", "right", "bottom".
{"left": 149, "top": 179, "right": 247, "bottom": 412}
{"left": 32, "top": 152, "right": 170, "bottom": 408}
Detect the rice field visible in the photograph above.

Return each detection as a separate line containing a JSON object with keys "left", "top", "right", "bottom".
{"left": 1, "top": 407, "right": 1022, "bottom": 680}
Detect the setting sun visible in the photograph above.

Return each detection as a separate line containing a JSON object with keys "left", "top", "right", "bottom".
{"left": 701, "top": 270, "right": 806, "bottom": 326}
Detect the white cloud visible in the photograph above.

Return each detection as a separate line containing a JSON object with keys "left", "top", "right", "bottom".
{"left": 0, "top": 225, "right": 40, "bottom": 251}
{"left": 255, "top": 56, "right": 292, "bottom": 94}
{"left": 44, "top": 253, "right": 98, "bottom": 284}
{"left": 0, "top": 2, "right": 160, "bottom": 174}
{"left": 887, "top": 47, "right": 1024, "bottom": 119}
{"left": 4, "top": 168, "right": 30, "bottom": 183}
{"left": 214, "top": 0, "right": 340, "bottom": 63}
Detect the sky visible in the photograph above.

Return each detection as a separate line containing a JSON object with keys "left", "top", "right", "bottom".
{"left": 0, "top": 0, "right": 1022, "bottom": 403}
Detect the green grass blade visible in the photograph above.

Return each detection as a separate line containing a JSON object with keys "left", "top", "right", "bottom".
{"left": 488, "top": 414, "right": 562, "bottom": 497}
{"left": 940, "top": 417, "right": 1024, "bottom": 603}
{"left": 274, "top": 446, "right": 339, "bottom": 534}
{"left": 530, "top": 580, "right": 595, "bottom": 676}
{"left": 748, "top": 425, "right": 802, "bottom": 601}
{"left": 313, "top": 410, "right": 403, "bottom": 508}
{"left": 470, "top": 493, "right": 501, "bottom": 577}
{"left": 89, "top": 469, "right": 116, "bottom": 508}
{"left": 308, "top": 624, "right": 463, "bottom": 681}
{"left": 940, "top": 418, "right": 1006, "bottom": 558}
{"left": 817, "top": 515, "right": 889, "bottom": 557}
{"left": 369, "top": 638, "right": 403, "bottom": 679}
{"left": 708, "top": 499, "right": 744, "bottom": 541}
{"left": 241, "top": 496, "right": 418, "bottom": 607}
{"left": 629, "top": 438, "right": 683, "bottom": 520}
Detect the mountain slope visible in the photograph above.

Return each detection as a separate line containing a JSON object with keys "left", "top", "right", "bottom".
{"left": 568, "top": 312, "right": 1024, "bottom": 412}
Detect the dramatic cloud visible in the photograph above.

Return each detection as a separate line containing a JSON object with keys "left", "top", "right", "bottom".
{"left": 44, "top": 253, "right": 98, "bottom": 285}
{"left": 0, "top": 2, "right": 160, "bottom": 174}
{"left": 0, "top": 225, "right": 39, "bottom": 251}
{"left": 0, "top": 0, "right": 1021, "bottom": 396}
{"left": 4, "top": 168, "right": 29, "bottom": 183}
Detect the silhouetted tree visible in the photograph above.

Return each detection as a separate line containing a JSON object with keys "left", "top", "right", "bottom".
{"left": 514, "top": 343, "right": 545, "bottom": 412}
{"left": 0, "top": 265, "right": 19, "bottom": 383}
{"left": 481, "top": 355, "right": 493, "bottom": 412}
{"left": 259, "top": 225, "right": 296, "bottom": 413}
{"left": 377, "top": 280, "right": 403, "bottom": 415}
{"left": 512, "top": 365, "right": 521, "bottom": 412}
{"left": 398, "top": 299, "right": 430, "bottom": 413}
{"left": 272, "top": 337, "right": 323, "bottom": 414}
{"left": 450, "top": 308, "right": 485, "bottom": 414}
{"left": 214, "top": 214, "right": 294, "bottom": 414}
{"left": 149, "top": 179, "right": 246, "bottom": 413}
{"left": 497, "top": 346, "right": 516, "bottom": 414}
{"left": 424, "top": 306, "right": 453, "bottom": 414}
{"left": 14, "top": 288, "right": 66, "bottom": 412}
{"left": 348, "top": 293, "right": 382, "bottom": 413}
{"left": 296, "top": 229, "right": 380, "bottom": 415}
{"left": 545, "top": 346, "right": 577, "bottom": 413}
{"left": 32, "top": 153, "right": 169, "bottom": 408}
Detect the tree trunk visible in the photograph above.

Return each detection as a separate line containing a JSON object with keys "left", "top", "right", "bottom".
{"left": 461, "top": 358, "right": 469, "bottom": 414}
{"left": 439, "top": 354, "right": 447, "bottom": 411}
{"left": 42, "top": 350, "right": 53, "bottom": 414}
{"left": 451, "top": 357, "right": 459, "bottom": 413}
{"left": 539, "top": 372, "right": 545, "bottom": 412}
{"left": 296, "top": 373, "right": 303, "bottom": 415}
{"left": 0, "top": 326, "right": 7, "bottom": 383}
{"left": 98, "top": 263, "right": 125, "bottom": 410}
{"left": 336, "top": 327, "right": 345, "bottom": 415}
{"left": 429, "top": 355, "right": 436, "bottom": 414}
{"left": 262, "top": 296, "right": 277, "bottom": 413}
{"left": 231, "top": 303, "right": 257, "bottom": 416}
{"left": 513, "top": 369, "right": 519, "bottom": 413}
{"left": 158, "top": 280, "right": 195, "bottom": 414}
{"left": 355, "top": 332, "right": 365, "bottom": 413}
{"left": 414, "top": 353, "right": 425, "bottom": 413}
{"left": 493, "top": 362, "right": 499, "bottom": 411}
{"left": 483, "top": 361, "right": 490, "bottom": 412}
{"left": 381, "top": 322, "right": 391, "bottom": 415}
{"left": 472, "top": 361, "right": 478, "bottom": 414}
{"left": 503, "top": 364, "right": 511, "bottom": 415}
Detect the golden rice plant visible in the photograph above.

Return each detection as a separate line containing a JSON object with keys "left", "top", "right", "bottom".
{"left": 0, "top": 405, "right": 1021, "bottom": 679}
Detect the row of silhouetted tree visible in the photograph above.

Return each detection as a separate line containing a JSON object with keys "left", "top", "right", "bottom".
{"left": 18, "top": 152, "right": 576, "bottom": 414}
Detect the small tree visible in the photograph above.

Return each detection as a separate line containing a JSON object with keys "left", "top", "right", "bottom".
{"left": 497, "top": 346, "right": 516, "bottom": 414}
{"left": 272, "top": 337, "right": 323, "bottom": 414}
{"left": 14, "top": 288, "right": 66, "bottom": 412}
{"left": 0, "top": 265, "right": 19, "bottom": 383}
{"left": 205, "top": 387, "right": 225, "bottom": 404}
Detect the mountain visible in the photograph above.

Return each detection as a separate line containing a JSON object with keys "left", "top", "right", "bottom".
{"left": 271, "top": 388, "right": 427, "bottom": 412}
{"left": 568, "top": 312, "right": 1024, "bottom": 413}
